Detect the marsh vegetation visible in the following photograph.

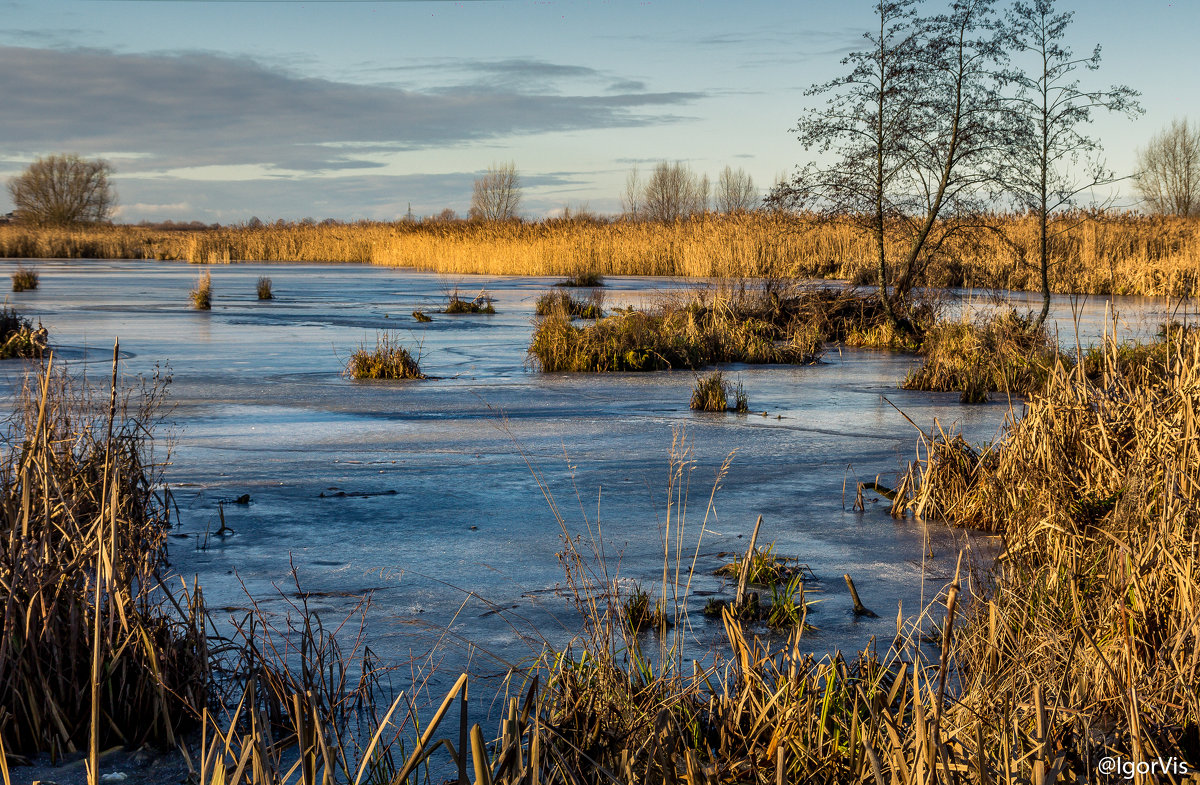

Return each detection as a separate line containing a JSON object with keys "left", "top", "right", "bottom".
{"left": 554, "top": 270, "right": 604, "bottom": 288}
{"left": 190, "top": 269, "right": 212, "bottom": 310}
{"left": 533, "top": 288, "right": 604, "bottom": 319}
{"left": 4, "top": 212, "right": 1200, "bottom": 298}
{"left": 527, "top": 288, "right": 834, "bottom": 372}
{"left": 10, "top": 265, "right": 38, "bottom": 292}
{"left": 1, "top": 263, "right": 1195, "bottom": 785}
{"left": 689, "top": 370, "right": 748, "bottom": 413}
{"left": 902, "top": 309, "right": 1061, "bottom": 402}
{"left": 344, "top": 331, "right": 425, "bottom": 379}
{"left": 3, "top": 0, "right": 1195, "bottom": 777}
{"left": 0, "top": 358, "right": 205, "bottom": 762}
{"left": 443, "top": 288, "right": 495, "bottom": 314}
{"left": 0, "top": 306, "right": 47, "bottom": 359}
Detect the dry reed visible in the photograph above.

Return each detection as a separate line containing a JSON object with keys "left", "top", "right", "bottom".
{"left": 690, "top": 370, "right": 748, "bottom": 413}
{"left": 534, "top": 289, "right": 604, "bottom": 319}
{"left": 5, "top": 316, "right": 1195, "bottom": 784}
{"left": 344, "top": 332, "right": 424, "bottom": 380}
{"left": 0, "top": 306, "right": 47, "bottom": 359}
{"left": 4, "top": 211, "right": 1200, "bottom": 297}
{"left": 10, "top": 266, "right": 38, "bottom": 293}
{"left": 190, "top": 270, "right": 212, "bottom": 310}
{"left": 889, "top": 329, "right": 1200, "bottom": 770}
{"left": 902, "top": 308, "right": 1060, "bottom": 401}
{"left": 0, "top": 353, "right": 207, "bottom": 763}
{"left": 528, "top": 289, "right": 827, "bottom": 372}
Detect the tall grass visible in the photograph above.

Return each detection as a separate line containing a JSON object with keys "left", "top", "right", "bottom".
{"left": 888, "top": 329, "right": 1200, "bottom": 767}
{"left": 0, "top": 354, "right": 430, "bottom": 782}
{"left": 0, "top": 353, "right": 206, "bottom": 762}
{"left": 4, "top": 211, "right": 1200, "bottom": 296}
{"left": 7, "top": 338, "right": 1196, "bottom": 782}
{"left": 902, "top": 308, "right": 1061, "bottom": 401}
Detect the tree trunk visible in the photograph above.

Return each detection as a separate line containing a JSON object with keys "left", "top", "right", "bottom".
{"left": 1036, "top": 208, "right": 1050, "bottom": 327}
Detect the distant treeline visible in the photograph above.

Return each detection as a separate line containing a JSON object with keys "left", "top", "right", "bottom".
{"left": 3, "top": 211, "right": 1199, "bottom": 298}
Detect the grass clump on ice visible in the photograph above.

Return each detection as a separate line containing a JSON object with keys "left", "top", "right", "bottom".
{"left": 528, "top": 289, "right": 825, "bottom": 372}
{"left": 443, "top": 288, "right": 495, "bottom": 314}
{"left": 689, "top": 370, "right": 748, "bottom": 412}
{"left": 620, "top": 584, "right": 670, "bottom": 634}
{"left": 345, "top": 332, "right": 425, "bottom": 379}
{"left": 190, "top": 269, "right": 212, "bottom": 310}
{"left": 256, "top": 275, "right": 273, "bottom": 300}
{"left": 554, "top": 270, "right": 604, "bottom": 288}
{"left": 0, "top": 306, "right": 47, "bottom": 359}
{"left": 534, "top": 289, "right": 604, "bottom": 319}
{"left": 11, "top": 265, "right": 38, "bottom": 292}
{"left": 713, "top": 541, "right": 804, "bottom": 586}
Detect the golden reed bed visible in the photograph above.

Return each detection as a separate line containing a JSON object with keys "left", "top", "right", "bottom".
{"left": 3, "top": 211, "right": 1199, "bottom": 297}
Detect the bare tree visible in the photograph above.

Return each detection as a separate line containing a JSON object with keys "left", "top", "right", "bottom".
{"left": 620, "top": 166, "right": 642, "bottom": 218}
{"left": 641, "top": 162, "right": 708, "bottom": 221}
{"left": 469, "top": 161, "right": 522, "bottom": 221}
{"left": 715, "top": 166, "right": 758, "bottom": 213}
{"left": 769, "top": 0, "right": 924, "bottom": 333}
{"left": 7, "top": 154, "right": 116, "bottom": 226}
{"left": 999, "top": 0, "right": 1140, "bottom": 326}
{"left": 1134, "top": 118, "right": 1200, "bottom": 217}
{"left": 770, "top": 0, "right": 1005, "bottom": 333}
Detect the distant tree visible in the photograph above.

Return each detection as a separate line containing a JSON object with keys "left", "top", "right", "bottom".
{"left": 469, "top": 162, "right": 522, "bottom": 221}
{"left": 431, "top": 208, "right": 459, "bottom": 222}
{"left": 998, "top": 0, "right": 1140, "bottom": 326}
{"left": 771, "top": 0, "right": 1006, "bottom": 333}
{"left": 7, "top": 154, "right": 116, "bottom": 226}
{"left": 560, "top": 201, "right": 599, "bottom": 221}
{"left": 715, "top": 166, "right": 758, "bottom": 213}
{"left": 620, "top": 166, "right": 642, "bottom": 218}
{"left": 1134, "top": 118, "right": 1200, "bottom": 217}
{"left": 641, "top": 162, "right": 708, "bottom": 221}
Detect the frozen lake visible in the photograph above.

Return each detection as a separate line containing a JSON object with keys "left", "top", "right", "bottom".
{"left": 0, "top": 259, "right": 1187, "bottom": 703}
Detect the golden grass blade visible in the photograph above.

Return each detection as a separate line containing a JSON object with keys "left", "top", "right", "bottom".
{"left": 352, "top": 690, "right": 406, "bottom": 785}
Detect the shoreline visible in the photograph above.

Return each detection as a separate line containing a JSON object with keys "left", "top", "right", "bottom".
{"left": 2, "top": 211, "right": 1199, "bottom": 297}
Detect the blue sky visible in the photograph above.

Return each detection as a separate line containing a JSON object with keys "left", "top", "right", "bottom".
{"left": 2, "top": 0, "right": 1195, "bottom": 222}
